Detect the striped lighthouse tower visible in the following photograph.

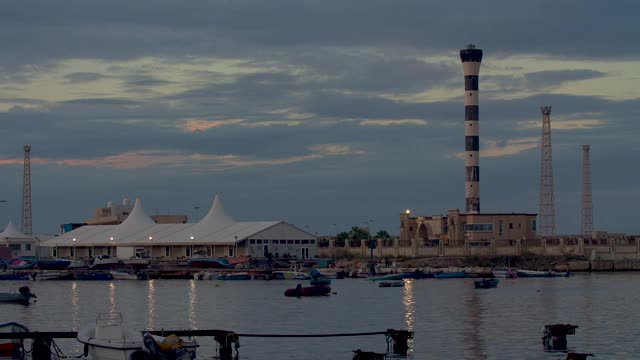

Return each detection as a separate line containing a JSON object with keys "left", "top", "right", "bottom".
{"left": 460, "top": 44, "right": 483, "bottom": 214}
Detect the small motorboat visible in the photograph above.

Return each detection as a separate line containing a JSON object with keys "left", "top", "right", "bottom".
{"left": 284, "top": 284, "right": 331, "bottom": 297}
{"left": 493, "top": 269, "right": 518, "bottom": 279}
{"left": 0, "top": 286, "right": 36, "bottom": 305}
{"left": 217, "top": 273, "right": 252, "bottom": 280}
{"left": 7, "top": 259, "right": 36, "bottom": 270}
{"left": 368, "top": 273, "right": 405, "bottom": 281}
{"left": 109, "top": 271, "right": 141, "bottom": 280}
{"left": 31, "top": 271, "right": 75, "bottom": 281}
{"left": 0, "top": 322, "right": 29, "bottom": 357}
{"left": 75, "top": 272, "right": 114, "bottom": 281}
{"left": 378, "top": 281, "right": 404, "bottom": 288}
{"left": 90, "top": 255, "right": 120, "bottom": 270}
{"left": 194, "top": 270, "right": 217, "bottom": 280}
{"left": 474, "top": 278, "right": 499, "bottom": 289}
{"left": 517, "top": 270, "right": 572, "bottom": 278}
{"left": 120, "top": 258, "right": 150, "bottom": 270}
{"left": 78, "top": 313, "right": 197, "bottom": 360}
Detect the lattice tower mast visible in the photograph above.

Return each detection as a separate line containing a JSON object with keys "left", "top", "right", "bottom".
{"left": 460, "top": 44, "right": 483, "bottom": 214}
{"left": 581, "top": 145, "right": 593, "bottom": 238}
{"left": 22, "top": 145, "right": 32, "bottom": 235}
{"left": 538, "top": 107, "right": 555, "bottom": 237}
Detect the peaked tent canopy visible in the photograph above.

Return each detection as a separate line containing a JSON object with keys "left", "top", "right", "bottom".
{"left": 0, "top": 221, "right": 31, "bottom": 239}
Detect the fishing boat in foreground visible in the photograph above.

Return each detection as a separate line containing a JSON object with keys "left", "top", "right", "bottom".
{"left": 0, "top": 286, "right": 36, "bottom": 305}
{"left": 0, "top": 322, "right": 29, "bottom": 357}
{"left": 78, "top": 313, "right": 197, "bottom": 360}
{"left": 474, "top": 278, "right": 499, "bottom": 288}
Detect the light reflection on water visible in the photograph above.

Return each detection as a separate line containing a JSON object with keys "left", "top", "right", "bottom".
{"left": 2, "top": 273, "right": 640, "bottom": 359}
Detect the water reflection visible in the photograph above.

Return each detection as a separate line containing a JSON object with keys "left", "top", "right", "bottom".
{"left": 188, "top": 280, "right": 197, "bottom": 329}
{"left": 403, "top": 279, "right": 415, "bottom": 355}
{"left": 108, "top": 282, "right": 116, "bottom": 315}
{"left": 147, "top": 280, "right": 155, "bottom": 329}
{"left": 464, "top": 287, "right": 486, "bottom": 360}
{"left": 71, "top": 282, "right": 79, "bottom": 328}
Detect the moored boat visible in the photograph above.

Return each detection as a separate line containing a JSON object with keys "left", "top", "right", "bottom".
{"left": 217, "top": 272, "right": 252, "bottom": 280}
{"left": 434, "top": 271, "right": 467, "bottom": 279}
{"left": 368, "top": 273, "right": 405, "bottom": 281}
{"left": 31, "top": 271, "right": 75, "bottom": 281}
{"left": 36, "top": 259, "right": 71, "bottom": 270}
{"left": 378, "top": 281, "right": 404, "bottom": 288}
{"left": 310, "top": 278, "right": 331, "bottom": 286}
{"left": 0, "top": 286, "right": 36, "bottom": 305}
{"left": 284, "top": 284, "right": 331, "bottom": 297}
{"left": 75, "top": 271, "right": 114, "bottom": 281}
{"left": 474, "top": 278, "right": 499, "bottom": 288}
{"left": 0, "top": 322, "right": 29, "bottom": 357}
{"left": 0, "top": 273, "right": 30, "bottom": 281}
{"left": 120, "top": 258, "right": 150, "bottom": 269}
{"left": 516, "top": 270, "right": 572, "bottom": 278}
{"left": 7, "top": 259, "right": 36, "bottom": 270}
{"left": 492, "top": 269, "right": 518, "bottom": 278}
{"left": 109, "top": 270, "right": 141, "bottom": 280}
{"left": 90, "top": 255, "right": 120, "bottom": 270}
{"left": 188, "top": 257, "right": 235, "bottom": 269}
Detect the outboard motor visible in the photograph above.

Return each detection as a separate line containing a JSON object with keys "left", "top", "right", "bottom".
{"left": 19, "top": 286, "right": 35, "bottom": 298}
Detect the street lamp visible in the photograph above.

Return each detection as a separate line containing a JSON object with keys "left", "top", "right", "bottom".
{"left": 72, "top": 238, "right": 77, "bottom": 259}
{"left": 365, "top": 220, "right": 376, "bottom": 260}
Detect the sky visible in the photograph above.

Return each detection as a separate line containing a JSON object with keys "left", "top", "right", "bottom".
{"left": 0, "top": 0, "right": 638, "bottom": 236}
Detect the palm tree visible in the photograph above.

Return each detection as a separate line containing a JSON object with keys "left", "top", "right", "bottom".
{"left": 375, "top": 230, "right": 390, "bottom": 240}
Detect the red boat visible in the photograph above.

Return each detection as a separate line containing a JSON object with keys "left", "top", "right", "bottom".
{"left": 0, "top": 322, "right": 28, "bottom": 358}
{"left": 284, "top": 284, "right": 331, "bottom": 297}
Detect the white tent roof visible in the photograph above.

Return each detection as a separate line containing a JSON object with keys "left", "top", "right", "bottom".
{"left": 41, "top": 195, "right": 312, "bottom": 247}
{"left": 0, "top": 221, "right": 31, "bottom": 239}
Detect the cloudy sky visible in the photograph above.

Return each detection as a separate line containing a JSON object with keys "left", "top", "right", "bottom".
{"left": 0, "top": 0, "right": 638, "bottom": 235}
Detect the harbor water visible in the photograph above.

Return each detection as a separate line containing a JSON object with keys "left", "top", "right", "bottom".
{"left": 0, "top": 273, "right": 638, "bottom": 359}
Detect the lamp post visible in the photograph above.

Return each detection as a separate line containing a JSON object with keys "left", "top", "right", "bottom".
{"left": 72, "top": 237, "right": 76, "bottom": 259}
{"left": 365, "top": 220, "right": 376, "bottom": 261}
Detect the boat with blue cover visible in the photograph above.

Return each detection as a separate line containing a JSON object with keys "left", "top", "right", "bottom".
{"left": 474, "top": 278, "right": 499, "bottom": 288}
{"left": 434, "top": 271, "right": 466, "bottom": 279}
{"left": 188, "top": 257, "right": 235, "bottom": 269}
{"left": 36, "top": 259, "right": 71, "bottom": 270}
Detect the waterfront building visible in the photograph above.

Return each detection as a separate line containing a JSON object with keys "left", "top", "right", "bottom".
{"left": 0, "top": 221, "right": 37, "bottom": 258}
{"left": 41, "top": 195, "right": 317, "bottom": 260}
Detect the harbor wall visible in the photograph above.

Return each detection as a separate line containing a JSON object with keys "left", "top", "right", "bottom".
{"left": 318, "top": 236, "right": 640, "bottom": 267}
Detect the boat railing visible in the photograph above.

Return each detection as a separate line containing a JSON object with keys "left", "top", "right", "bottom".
{"left": 96, "top": 312, "right": 123, "bottom": 326}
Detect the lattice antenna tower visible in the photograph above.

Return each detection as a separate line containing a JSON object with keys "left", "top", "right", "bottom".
{"left": 581, "top": 145, "right": 593, "bottom": 238}
{"left": 22, "top": 145, "right": 32, "bottom": 235}
{"left": 538, "top": 106, "right": 556, "bottom": 237}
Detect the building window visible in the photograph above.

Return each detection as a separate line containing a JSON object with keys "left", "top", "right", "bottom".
{"left": 53, "top": 249, "right": 57, "bottom": 257}
{"left": 310, "top": 240, "right": 315, "bottom": 244}
{"left": 9, "top": 244, "right": 20, "bottom": 251}
{"left": 70, "top": 247, "right": 75, "bottom": 257}
{"left": 532, "top": 219, "right": 537, "bottom": 231}
{"left": 499, "top": 221, "right": 503, "bottom": 236}
{"left": 409, "top": 227, "right": 413, "bottom": 232}
{"left": 301, "top": 240, "right": 309, "bottom": 244}
{"left": 287, "top": 240, "right": 293, "bottom": 244}
{"left": 186, "top": 247, "right": 191, "bottom": 257}
{"left": 165, "top": 246, "right": 170, "bottom": 257}
{"left": 25, "top": 244, "right": 32, "bottom": 251}
{"left": 509, "top": 223, "right": 513, "bottom": 230}
{"left": 249, "top": 240, "right": 255, "bottom": 244}
{"left": 295, "top": 240, "right": 300, "bottom": 244}
{"left": 463, "top": 224, "right": 494, "bottom": 232}
{"left": 257, "top": 240, "right": 263, "bottom": 244}
{"left": 107, "top": 247, "right": 111, "bottom": 256}
{"left": 280, "top": 240, "right": 286, "bottom": 244}
{"left": 228, "top": 247, "right": 234, "bottom": 257}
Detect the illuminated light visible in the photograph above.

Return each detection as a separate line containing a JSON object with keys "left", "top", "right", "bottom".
{"left": 110, "top": 237, "right": 114, "bottom": 241}
{"left": 72, "top": 238, "right": 76, "bottom": 242}
{"left": 405, "top": 209, "right": 411, "bottom": 214}
{"left": 149, "top": 236, "right": 153, "bottom": 240}
{"left": 190, "top": 236, "right": 194, "bottom": 240}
